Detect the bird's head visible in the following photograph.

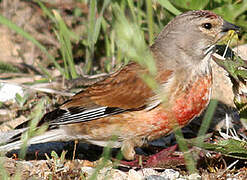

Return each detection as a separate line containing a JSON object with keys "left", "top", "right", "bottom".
{"left": 152, "top": 10, "right": 240, "bottom": 69}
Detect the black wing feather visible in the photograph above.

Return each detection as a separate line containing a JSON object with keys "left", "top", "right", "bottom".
{"left": 15, "top": 106, "right": 126, "bottom": 129}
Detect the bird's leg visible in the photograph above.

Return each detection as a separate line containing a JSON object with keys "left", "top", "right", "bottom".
{"left": 115, "top": 155, "right": 143, "bottom": 167}
{"left": 73, "top": 140, "right": 78, "bottom": 160}
{"left": 114, "top": 140, "right": 145, "bottom": 167}
{"left": 117, "top": 144, "right": 185, "bottom": 168}
{"left": 120, "top": 140, "right": 136, "bottom": 161}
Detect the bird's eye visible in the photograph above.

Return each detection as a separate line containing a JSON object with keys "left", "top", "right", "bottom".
{"left": 203, "top": 23, "right": 212, "bottom": 30}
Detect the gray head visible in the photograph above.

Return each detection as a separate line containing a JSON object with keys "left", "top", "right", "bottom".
{"left": 151, "top": 10, "right": 239, "bottom": 69}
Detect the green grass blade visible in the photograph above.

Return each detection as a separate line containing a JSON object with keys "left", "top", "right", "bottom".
{"left": 0, "top": 61, "right": 19, "bottom": 73}
{"left": 93, "top": 0, "right": 111, "bottom": 44}
{"left": 55, "top": 29, "right": 69, "bottom": 79}
{"left": 37, "top": 63, "right": 53, "bottom": 80}
{"left": 85, "top": 0, "right": 110, "bottom": 74}
{"left": 146, "top": 0, "right": 154, "bottom": 44}
{"left": 19, "top": 99, "right": 48, "bottom": 159}
{"left": 85, "top": 0, "right": 97, "bottom": 73}
{"left": 127, "top": 0, "right": 138, "bottom": 22}
{"left": 157, "top": 0, "right": 181, "bottom": 15}
{"left": 196, "top": 99, "right": 218, "bottom": 146}
{"left": 0, "top": 15, "right": 63, "bottom": 77}
{"left": 174, "top": 128, "right": 197, "bottom": 174}
{"left": 137, "top": 1, "right": 143, "bottom": 25}
{"left": 35, "top": 0, "right": 56, "bottom": 23}
{"left": 0, "top": 157, "right": 9, "bottom": 179}
{"left": 113, "top": 4, "right": 156, "bottom": 72}
{"left": 53, "top": 10, "right": 78, "bottom": 79}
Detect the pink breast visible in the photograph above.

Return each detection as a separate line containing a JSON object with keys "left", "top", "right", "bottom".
{"left": 148, "top": 75, "right": 212, "bottom": 140}
{"left": 172, "top": 76, "right": 212, "bottom": 126}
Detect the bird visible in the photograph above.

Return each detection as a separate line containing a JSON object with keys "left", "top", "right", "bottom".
{"left": 0, "top": 10, "right": 240, "bottom": 162}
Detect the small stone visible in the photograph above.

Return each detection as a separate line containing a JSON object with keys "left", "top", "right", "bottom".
{"left": 187, "top": 173, "right": 201, "bottom": 180}
{"left": 226, "top": 178, "right": 237, "bottom": 180}
{"left": 0, "top": 83, "right": 24, "bottom": 102}
{"left": 139, "top": 168, "right": 159, "bottom": 177}
{"left": 145, "top": 175, "right": 167, "bottom": 180}
{"left": 109, "top": 169, "right": 128, "bottom": 180}
{"left": 81, "top": 166, "right": 94, "bottom": 178}
{"left": 160, "top": 169, "right": 180, "bottom": 180}
{"left": 128, "top": 169, "right": 144, "bottom": 180}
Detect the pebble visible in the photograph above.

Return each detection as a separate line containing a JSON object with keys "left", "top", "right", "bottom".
{"left": 146, "top": 175, "right": 167, "bottom": 180}
{"left": 128, "top": 169, "right": 143, "bottom": 180}
{"left": 0, "top": 83, "right": 23, "bottom": 102}
{"left": 160, "top": 169, "right": 180, "bottom": 179}
{"left": 187, "top": 173, "right": 201, "bottom": 180}
{"left": 80, "top": 166, "right": 202, "bottom": 180}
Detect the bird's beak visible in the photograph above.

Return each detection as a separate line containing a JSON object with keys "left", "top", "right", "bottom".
{"left": 222, "top": 20, "right": 240, "bottom": 33}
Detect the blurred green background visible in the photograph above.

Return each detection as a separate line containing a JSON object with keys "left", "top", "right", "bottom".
{"left": 0, "top": 0, "right": 246, "bottom": 80}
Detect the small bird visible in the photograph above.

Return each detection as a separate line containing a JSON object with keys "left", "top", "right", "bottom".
{"left": 0, "top": 10, "right": 239, "bottom": 161}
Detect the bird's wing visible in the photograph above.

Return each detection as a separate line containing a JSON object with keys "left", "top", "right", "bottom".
{"left": 64, "top": 62, "right": 155, "bottom": 109}
{"left": 16, "top": 62, "right": 172, "bottom": 128}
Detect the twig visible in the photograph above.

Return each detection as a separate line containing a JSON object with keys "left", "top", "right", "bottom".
{"left": 217, "top": 160, "right": 239, "bottom": 178}
{"left": 0, "top": 80, "right": 74, "bottom": 97}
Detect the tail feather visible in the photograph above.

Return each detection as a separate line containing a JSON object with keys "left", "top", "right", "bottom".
{"left": 0, "top": 128, "right": 71, "bottom": 153}
{"left": 0, "top": 128, "right": 28, "bottom": 145}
